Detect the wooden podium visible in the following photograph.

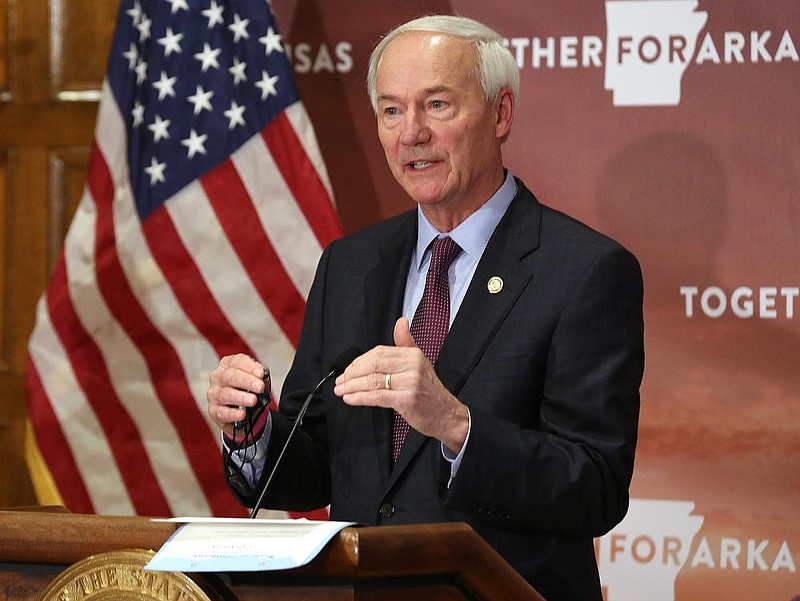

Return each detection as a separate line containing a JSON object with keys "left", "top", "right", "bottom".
{"left": 0, "top": 508, "right": 545, "bottom": 600}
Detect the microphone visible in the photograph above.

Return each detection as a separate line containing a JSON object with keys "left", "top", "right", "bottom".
{"left": 248, "top": 346, "right": 362, "bottom": 519}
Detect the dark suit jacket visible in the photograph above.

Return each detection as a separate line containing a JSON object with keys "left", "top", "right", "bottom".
{"left": 226, "top": 179, "right": 644, "bottom": 601}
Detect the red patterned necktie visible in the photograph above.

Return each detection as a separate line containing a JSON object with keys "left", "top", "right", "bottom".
{"left": 392, "top": 236, "right": 463, "bottom": 462}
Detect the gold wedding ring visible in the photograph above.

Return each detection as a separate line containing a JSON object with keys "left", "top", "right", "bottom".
{"left": 384, "top": 373, "right": 392, "bottom": 390}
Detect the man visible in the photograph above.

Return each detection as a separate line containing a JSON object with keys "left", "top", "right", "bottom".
{"left": 207, "top": 15, "right": 644, "bottom": 601}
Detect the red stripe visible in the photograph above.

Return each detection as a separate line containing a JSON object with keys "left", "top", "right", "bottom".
{"left": 40, "top": 249, "right": 170, "bottom": 514}
{"left": 262, "top": 112, "right": 343, "bottom": 248}
{"left": 201, "top": 159, "right": 306, "bottom": 346}
{"left": 289, "top": 508, "right": 329, "bottom": 520}
{"left": 141, "top": 204, "right": 280, "bottom": 460}
{"left": 89, "top": 147, "right": 246, "bottom": 517}
{"left": 26, "top": 355, "right": 95, "bottom": 514}
{"left": 145, "top": 176, "right": 324, "bottom": 519}
{"left": 141, "top": 205, "right": 255, "bottom": 360}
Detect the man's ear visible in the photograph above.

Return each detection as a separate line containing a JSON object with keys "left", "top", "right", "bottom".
{"left": 495, "top": 87, "right": 515, "bottom": 140}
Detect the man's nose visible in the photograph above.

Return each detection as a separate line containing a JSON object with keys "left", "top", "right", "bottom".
{"left": 399, "top": 110, "right": 431, "bottom": 146}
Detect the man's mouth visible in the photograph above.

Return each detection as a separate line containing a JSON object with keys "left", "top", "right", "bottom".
{"left": 409, "top": 161, "right": 432, "bottom": 170}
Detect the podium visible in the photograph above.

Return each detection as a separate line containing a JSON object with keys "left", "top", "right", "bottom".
{"left": 0, "top": 508, "right": 545, "bottom": 600}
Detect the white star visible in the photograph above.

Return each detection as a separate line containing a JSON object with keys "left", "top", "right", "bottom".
{"left": 135, "top": 58, "right": 148, "bottom": 84}
{"left": 181, "top": 129, "right": 208, "bottom": 159}
{"left": 136, "top": 15, "right": 152, "bottom": 42}
{"left": 255, "top": 70, "right": 279, "bottom": 99}
{"left": 259, "top": 27, "right": 284, "bottom": 56}
{"left": 187, "top": 85, "right": 214, "bottom": 115}
{"left": 201, "top": 0, "right": 225, "bottom": 29}
{"left": 228, "top": 14, "right": 250, "bottom": 43}
{"left": 144, "top": 156, "right": 167, "bottom": 185}
{"left": 126, "top": 1, "right": 142, "bottom": 26}
{"left": 147, "top": 114, "right": 171, "bottom": 142}
{"left": 193, "top": 43, "right": 221, "bottom": 72}
{"left": 131, "top": 101, "right": 145, "bottom": 127}
{"left": 123, "top": 43, "right": 139, "bottom": 70}
{"left": 229, "top": 56, "right": 247, "bottom": 85}
{"left": 153, "top": 71, "right": 177, "bottom": 100}
{"left": 164, "top": 0, "right": 189, "bottom": 14}
{"left": 157, "top": 27, "right": 183, "bottom": 57}
{"left": 224, "top": 101, "right": 246, "bottom": 129}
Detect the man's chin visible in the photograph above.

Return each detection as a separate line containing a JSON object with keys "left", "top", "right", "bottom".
{"left": 407, "top": 193, "right": 448, "bottom": 209}
{"left": 398, "top": 181, "right": 447, "bottom": 207}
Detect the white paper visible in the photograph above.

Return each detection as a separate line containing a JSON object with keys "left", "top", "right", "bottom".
{"left": 144, "top": 517, "right": 355, "bottom": 572}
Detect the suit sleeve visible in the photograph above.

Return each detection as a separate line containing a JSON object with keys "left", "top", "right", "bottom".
{"left": 445, "top": 245, "right": 644, "bottom": 537}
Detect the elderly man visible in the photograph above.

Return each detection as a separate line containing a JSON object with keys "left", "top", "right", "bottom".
{"left": 207, "top": 15, "right": 644, "bottom": 601}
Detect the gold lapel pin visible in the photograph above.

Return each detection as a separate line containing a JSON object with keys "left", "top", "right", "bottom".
{"left": 487, "top": 276, "right": 503, "bottom": 294}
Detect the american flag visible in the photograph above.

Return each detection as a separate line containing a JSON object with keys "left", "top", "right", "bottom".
{"left": 26, "top": 0, "right": 341, "bottom": 517}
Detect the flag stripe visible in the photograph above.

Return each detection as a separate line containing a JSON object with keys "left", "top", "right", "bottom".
{"left": 94, "top": 85, "right": 227, "bottom": 445}
{"left": 83, "top": 97, "right": 224, "bottom": 516}
{"left": 201, "top": 160, "right": 307, "bottom": 346}
{"left": 284, "top": 103, "right": 335, "bottom": 202}
{"left": 47, "top": 248, "right": 172, "bottom": 515}
{"left": 29, "top": 266, "right": 135, "bottom": 514}
{"left": 231, "top": 121, "right": 322, "bottom": 299}
{"left": 262, "top": 110, "right": 343, "bottom": 248}
{"left": 61, "top": 202, "right": 215, "bottom": 516}
{"left": 87, "top": 147, "right": 239, "bottom": 517}
{"left": 26, "top": 354, "right": 95, "bottom": 513}
{"left": 163, "top": 180, "right": 296, "bottom": 396}
{"left": 141, "top": 206, "right": 255, "bottom": 360}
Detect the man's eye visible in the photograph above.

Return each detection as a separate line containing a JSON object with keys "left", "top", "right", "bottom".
{"left": 430, "top": 100, "right": 445, "bottom": 109}
{"left": 384, "top": 107, "right": 398, "bottom": 116}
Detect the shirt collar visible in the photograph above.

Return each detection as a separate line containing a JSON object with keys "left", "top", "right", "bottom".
{"left": 414, "top": 170, "right": 518, "bottom": 269}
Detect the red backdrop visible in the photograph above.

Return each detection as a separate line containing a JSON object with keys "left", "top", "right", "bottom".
{"left": 274, "top": 2, "right": 800, "bottom": 598}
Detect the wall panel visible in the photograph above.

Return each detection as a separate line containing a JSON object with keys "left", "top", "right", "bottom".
{"left": 0, "top": 148, "right": 8, "bottom": 370}
{"left": 47, "top": 147, "right": 89, "bottom": 271}
{"left": 0, "top": 0, "right": 8, "bottom": 99}
{"left": 0, "top": 0, "right": 110, "bottom": 507}
{"left": 50, "top": 0, "right": 115, "bottom": 99}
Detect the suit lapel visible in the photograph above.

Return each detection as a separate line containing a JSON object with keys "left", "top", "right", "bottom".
{"left": 437, "top": 188, "right": 542, "bottom": 395}
{"left": 389, "top": 185, "right": 543, "bottom": 484}
{"left": 361, "top": 213, "right": 417, "bottom": 485}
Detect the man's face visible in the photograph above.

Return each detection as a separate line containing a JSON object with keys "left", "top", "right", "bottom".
{"left": 375, "top": 31, "right": 510, "bottom": 226}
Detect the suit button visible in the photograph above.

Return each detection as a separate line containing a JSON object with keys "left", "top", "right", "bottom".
{"left": 378, "top": 503, "right": 395, "bottom": 518}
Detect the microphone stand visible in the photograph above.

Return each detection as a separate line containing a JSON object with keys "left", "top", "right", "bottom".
{"left": 248, "top": 368, "right": 336, "bottom": 519}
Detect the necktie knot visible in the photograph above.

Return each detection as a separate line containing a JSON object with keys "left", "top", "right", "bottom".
{"left": 429, "top": 236, "right": 462, "bottom": 275}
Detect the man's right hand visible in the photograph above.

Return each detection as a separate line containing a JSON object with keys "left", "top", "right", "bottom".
{"left": 206, "top": 354, "right": 270, "bottom": 437}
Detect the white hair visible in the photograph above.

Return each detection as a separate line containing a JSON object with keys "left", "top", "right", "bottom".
{"left": 367, "top": 15, "right": 520, "bottom": 113}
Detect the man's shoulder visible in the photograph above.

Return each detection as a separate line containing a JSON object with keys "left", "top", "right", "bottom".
{"left": 512, "top": 179, "right": 637, "bottom": 261}
{"left": 541, "top": 204, "right": 624, "bottom": 248}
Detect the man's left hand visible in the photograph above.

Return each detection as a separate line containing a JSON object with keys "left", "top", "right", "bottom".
{"left": 333, "top": 317, "right": 469, "bottom": 454}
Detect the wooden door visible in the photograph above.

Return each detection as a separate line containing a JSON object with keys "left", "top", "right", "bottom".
{"left": 0, "top": 0, "right": 117, "bottom": 506}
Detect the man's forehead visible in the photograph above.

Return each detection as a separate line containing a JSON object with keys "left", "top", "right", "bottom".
{"left": 377, "top": 31, "right": 478, "bottom": 88}
{"left": 381, "top": 30, "right": 474, "bottom": 66}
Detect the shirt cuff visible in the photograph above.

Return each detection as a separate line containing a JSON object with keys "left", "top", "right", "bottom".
{"left": 441, "top": 408, "right": 471, "bottom": 488}
{"left": 222, "top": 410, "right": 272, "bottom": 487}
